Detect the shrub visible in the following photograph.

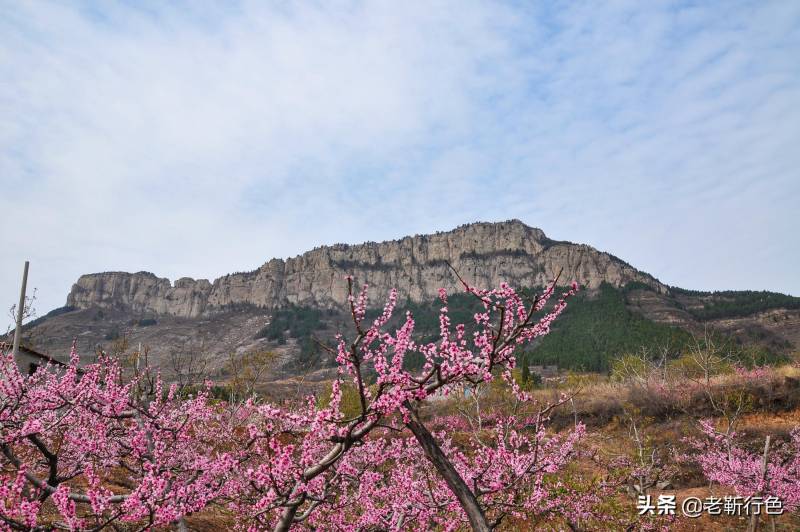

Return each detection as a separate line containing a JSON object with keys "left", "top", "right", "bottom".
{"left": 254, "top": 305, "right": 325, "bottom": 340}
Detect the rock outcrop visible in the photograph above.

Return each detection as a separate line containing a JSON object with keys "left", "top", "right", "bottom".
{"left": 66, "top": 220, "right": 666, "bottom": 318}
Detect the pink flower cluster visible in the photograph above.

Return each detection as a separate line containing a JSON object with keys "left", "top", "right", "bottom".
{"left": 1, "top": 346, "right": 240, "bottom": 529}
{"left": 2, "top": 275, "right": 584, "bottom": 530}
{"left": 733, "top": 364, "right": 772, "bottom": 381}
{"left": 689, "top": 420, "right": 800, "bottom": 512}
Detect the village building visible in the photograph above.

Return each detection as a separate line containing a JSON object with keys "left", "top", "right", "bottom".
{"left": 527, "top": 365, "right": 560, "bottom": 379}
{"left": 1, "top": 341, "right": 67, "bottom": 376}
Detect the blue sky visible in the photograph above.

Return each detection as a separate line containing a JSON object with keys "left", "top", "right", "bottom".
{"left": 1, "top": 0, "right": 799, "bottom": 328}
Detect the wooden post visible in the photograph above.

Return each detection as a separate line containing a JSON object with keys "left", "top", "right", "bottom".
{"left": 747, "top": 435, "right": 770, "bottom": 532}
{"left": 12, "top": 261, "right": 29, "bottom": 359}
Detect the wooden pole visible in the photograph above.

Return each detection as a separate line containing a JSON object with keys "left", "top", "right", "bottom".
{"left": 12, "top": 261, "right": 29, "bottom": 359}
{"left": 747, "top": 435, "right": 771, "bottom": 532}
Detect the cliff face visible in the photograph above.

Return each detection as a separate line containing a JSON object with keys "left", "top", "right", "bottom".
{"left": 66, "top": 220, "right": 666, "bottom": 318}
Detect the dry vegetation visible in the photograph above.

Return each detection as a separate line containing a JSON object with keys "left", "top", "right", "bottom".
{"left": 412, "top": 356, "right": 800, "bottom": 531}
{"left": 185, "top": 344, "right": 800, "bottom": 530}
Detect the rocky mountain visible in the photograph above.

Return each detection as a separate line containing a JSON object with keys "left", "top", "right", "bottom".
{"left": 65, "top": 220, "right": 665, "bottom": 318}
{"left": 13, "top": 220, "right": 799, "bottom": 386}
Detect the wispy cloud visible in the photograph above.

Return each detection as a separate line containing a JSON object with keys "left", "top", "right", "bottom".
{"left": 2, "top": 0, "right": 799, "bottom": 326}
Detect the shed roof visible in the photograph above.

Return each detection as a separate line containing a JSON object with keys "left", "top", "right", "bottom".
{"left": 0, "top": 342, "right": 67, "bottom": 367}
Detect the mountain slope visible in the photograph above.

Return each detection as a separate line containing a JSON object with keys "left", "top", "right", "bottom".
{"left": 12, "top": 220, "right": 800, "bottom": 377}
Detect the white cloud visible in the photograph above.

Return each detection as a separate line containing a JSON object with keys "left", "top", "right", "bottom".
{"left": 1, "top": 0, "right": 799, "bottom": 332}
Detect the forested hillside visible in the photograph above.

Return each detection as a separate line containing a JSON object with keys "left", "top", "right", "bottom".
{"left": 254, "top": 282, "right": 793, "bottom": 374}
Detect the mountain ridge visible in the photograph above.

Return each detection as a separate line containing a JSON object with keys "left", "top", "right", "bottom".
{"left": 12, "top": 220, "right": 799, "bottom": 379}
{"left": 65, "top": 220, "right": 667, "bottom": 318}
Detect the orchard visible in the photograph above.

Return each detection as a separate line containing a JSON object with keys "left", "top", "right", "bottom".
{"left": 2, "top": 275, "right": 798, "bottom": 531}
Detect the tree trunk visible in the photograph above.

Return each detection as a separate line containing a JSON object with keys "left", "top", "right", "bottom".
{"left": 275, "top": 505, "right": 299, "bottom": 532}
{"left": 403, "top": 402, "right": 491, "bottom": 532}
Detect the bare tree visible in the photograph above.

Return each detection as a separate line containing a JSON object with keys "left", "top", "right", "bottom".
{"left": 225, "top": 349, "right": 276, "bottom": 402}
{"left": 620, "top": 407, "right": 675, "bottom": 497}
{"left": 611, "top": 346, "right": 655, "bottom": 385}
{"left": 687, "top": 326, "right": 735, "bottom": 387}
{"left": 168, "top": 339, "right": 212, "bottom": 392}
{"left": 6, "top": 287, "right": 37, "bottom": 344}
{"left": 7, "top": 288, "right": 37, "bottom": 330}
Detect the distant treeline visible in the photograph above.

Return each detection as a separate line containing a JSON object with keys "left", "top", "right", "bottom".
{"left": 670, "top": 287, "right": 800, "bottom": 320}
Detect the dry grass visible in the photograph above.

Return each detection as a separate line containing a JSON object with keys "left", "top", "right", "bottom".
{"left": 520, "top": 364, "right": 800, "bottom": 430}
{"left": 420, "top": 364, "right": 800, "bottom": 530}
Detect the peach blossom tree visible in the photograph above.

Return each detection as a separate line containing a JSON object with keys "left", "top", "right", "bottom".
{"left": 1, "top": 273, "right": 586, "bottom": 531}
